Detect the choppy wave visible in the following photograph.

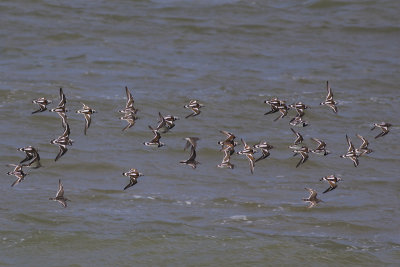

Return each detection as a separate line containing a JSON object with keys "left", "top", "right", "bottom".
{"left": 1, "top": 0, "right": 399, "bottom": 265}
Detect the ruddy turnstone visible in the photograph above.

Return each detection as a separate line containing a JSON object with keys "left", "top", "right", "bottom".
{"left": 76, "top": 103, "right": 96, "bottom": 135}
{"left": 237, "top": 139, "right": 256, "bottom": 174}
{"left": 49, "top": 88, "right": 67, "bottom": 113}
{"left": 50, "top": 122, "right": 73, "bottom": 161}
{"left": 32, "top": 97, "right": 52, "bottom": 114}
{"left": 371, "top": 122, "right": 392, "bottom": 139}
{"left": 273, "top": 102, "right": 290, "bottom": 122}
{"left": 238, "top": 138, "right": 256, "bottom": 154}
{"left": 164, "top": 115, "right": 179, "bottom": 131}
{"left": 320, "top": 175, "right": 342, "bottom": 193}
{"left": 120, "top": 111, "right": 137, "bottom": 131}
{"left": 218, "top": 130, "right": 238, "bottom": 154}
{"left": 289, "top": 128, "right": 304, "bottom": 150}
{"left": 157, "top": 112, "right": 179, "bottom": 133}
{"left": 144, "top": 125, "right": 164, "bottom": 147}
{"left": 184, "top": 99, "right": 204, "bottom": 118}
{"left": 218, "top": 130, "right": 236, "bottom": 144}
{"left": 17, "top": 146, "right": 41, "bottom": 168}
{"left": 253, "top": 141, "right": 274, "bottom": 163}
{"left": 310, "top": 138, "right": 329, "bottom": 156}
{"left": 119, "top": 86, "right": 138, "bottom": 114}
{"left": 220, "top": 142, "right": 237, "bottom": 156}
{"left": 122, "top": 168, "right": 143, "bottom": 190}
{"left": 6, "top": 164, "right": 28, "bottom": 187}
{"left": 355, "top": 134, "right": 373, "bottom": 156}
{"left": 340, "top": 135, "right": 359, "bottom": 167}
{"left": 181, "top": 137, "right": 200, "bottom": 168}
{"left": 155, "top": 112, "right": 167, "bottom": 133}
{"left": 264, "top": 97, "right": 283, "bottom": 115}
{"left": 289, "top": 116, "right": 308, "bottom": 127}
{"left": 293, "top": 145, "right": 311, "bottom": 168}
{"left": 217, "top": 148, "right": 235, "bottom": 169}
{"left": 49, "top": 179, "right": 70, "bottom": 207}
{"left": 320, "top": 81, "right": 338, "bottom": 113}
{"left": 303, "top": 188, "right": 322, "bottom": 208}
{"left": 180, "top": 146, "right": 199, "bottom": 169}
{"left": 289, "top": 102, "right": 309, "bottom": 117}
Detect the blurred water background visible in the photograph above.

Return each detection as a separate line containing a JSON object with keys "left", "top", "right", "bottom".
{"left": 0, "top": 0, "right": 399, "bottom": 266}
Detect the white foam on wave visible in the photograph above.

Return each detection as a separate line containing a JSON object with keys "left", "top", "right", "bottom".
{"left": 273, "top": 206, "right": 284, "bottom": 212}
{"left": 176, "top": 200, "right": 192, "bottom": 206}
{"left": 230, "top": 215, "right": 248, "bottom": 221}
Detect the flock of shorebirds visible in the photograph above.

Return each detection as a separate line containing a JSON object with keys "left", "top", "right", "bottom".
{"left": 6, "top": 82, "right": 392, "bottom": 208}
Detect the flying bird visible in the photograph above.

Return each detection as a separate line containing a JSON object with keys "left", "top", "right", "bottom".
{"left": 49, "top": 179, "right": 70, "bottom": 207}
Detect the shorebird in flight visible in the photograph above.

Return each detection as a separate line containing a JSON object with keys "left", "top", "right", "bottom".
{"left": 289, "top": 102, "right": 309, "bottom": 117}
{"left": 320, "top": 175, "right": 342, "bottom": 193}
{"left": 17, "top": 146, "right": 41, "bottom": 168}
{"left": 144, "top": 125, "right": 164, "bottom": 147}
{"left": 119, "top": 86, "right": 138, "bottom": 114}
{"left": 218, "top": 148, "right": 235, "bottom": 169}
{"left": 253, "top": 141, "right": 273, "bottom": 163}
{"left": 293, "top": 146, "right": 311, "bottom": 168}
{"left": 237, "top": 139, "right": 256, "bottom": 174}
{"left": 184, "top": 99, "right": 204, "bottom": 118}
{"left": 289, "top": 128, "right": 304, "bottom": 150}
{"left": 303, "top": 188, "right": 323, "bottom": 208}
{"left": 310, "top": 137, "right": 329, "bottom": 156}
{"left": 49, "top": 88, "right": 67, "bottom": 113}
{"left": 6, "top": 164, "right": 28, "bottom": 187}
{"left": 76, "top": 103, "right": 96, "bottom": 135}
{"left": 32, "top": 97, "right": 52, "bottom": 114}
{"left": 355, "top": 134, "right": 373, "bottom": 156}
{"left": 50, "top": 122, "right": 73, "bottom": 161}
{"left": 49, "top": 179, "right": 70, "bottom": 207}
{"left": 371, "top": 122, "right": 392, "bottom": 139}
{"left": 320, "top": 81, "right": 338, "bottom": 113}
{"left": 122, "top": 168, "right": 143, "bottom": 190}
{"left": 340, "top": 135, "right": 359, "bottom": 167}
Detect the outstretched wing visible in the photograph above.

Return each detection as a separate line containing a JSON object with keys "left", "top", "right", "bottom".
{"left": 325, "top": 81, "right": 333, "bottom": 100}
{"left": 58, "top": 88, "right": 66, "bottom": 107}
{"left": 84, "top": 114, "right": 91, "bottom": 135}
{"left": 56, "top": 179, "right": 64, "bottom": 198}
{"left": 55, "top": 145, "right": 68, "bottom": 162}
{"left": 125, "top": 86, "right": 134, "bottom": 109}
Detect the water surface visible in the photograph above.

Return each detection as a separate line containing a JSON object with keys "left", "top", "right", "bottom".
{"left": 1, "top": 0, "right": 399, "bottom": 266}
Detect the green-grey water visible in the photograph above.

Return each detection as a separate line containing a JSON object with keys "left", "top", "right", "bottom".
{"left": 1, "top": 0, "right": 399, "bottom": 266}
